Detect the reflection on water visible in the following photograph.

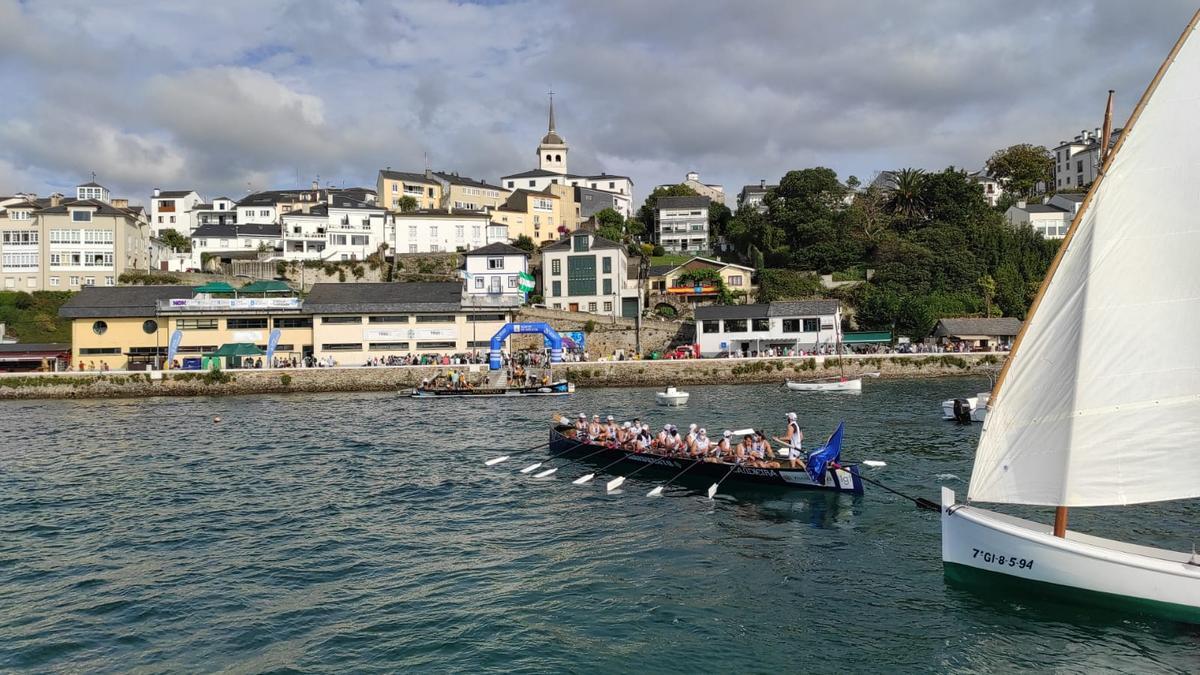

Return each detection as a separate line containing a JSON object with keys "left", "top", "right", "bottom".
{"left": 0, "top": 379, "right": 1195, "bottom": 673}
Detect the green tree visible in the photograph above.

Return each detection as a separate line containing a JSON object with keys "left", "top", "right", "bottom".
{"left": 985, "top": 144, "right": 1052, "bottom": 197}
{"left": 513, "top": 234, "right": 536, "bottom": 252}
{"left": 158, "top": 228, "right": 191, "bottom": 252}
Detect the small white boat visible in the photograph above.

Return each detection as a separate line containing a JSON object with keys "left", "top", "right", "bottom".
{"left": 655, "top": 386, "right": 690, "bottom": 406}
{"left": 786, "top": 378, "right": 862, "bottom": 393}
{"left": 941, "top": 393, "right": 989, "bottom": 422}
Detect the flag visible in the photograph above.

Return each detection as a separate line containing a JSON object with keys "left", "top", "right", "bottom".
{"left": 806, "top": 422, "right": 845, "bottom": 484}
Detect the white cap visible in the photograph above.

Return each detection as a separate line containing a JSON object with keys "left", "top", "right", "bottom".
{"left": 787, "top": 412, "right": 797, "bottom": 420}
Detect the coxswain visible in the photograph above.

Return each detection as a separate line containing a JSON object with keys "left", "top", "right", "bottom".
{"left": 773, "top": 412, "right": 806, "bottom": 469}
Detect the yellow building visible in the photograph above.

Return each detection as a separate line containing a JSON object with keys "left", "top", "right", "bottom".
{"left": 377, "top": 170, "right": 443, "bottom": 211}
{"left": 489, "top": 189, "right": 566, "bottom": 245}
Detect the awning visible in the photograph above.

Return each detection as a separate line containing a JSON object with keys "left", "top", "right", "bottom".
{"left": 206, "top": 343, "right": 264, "bottom": 357}
{"left": 193, "top": 281, "right": 237, "bottom": 294}
{"left": 239, "top": 280, "right": 294, "bottom": 294}
{"left": 843, "top": 331, "right": 892, "bottom": 344}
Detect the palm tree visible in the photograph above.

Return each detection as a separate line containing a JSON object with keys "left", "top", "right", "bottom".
{"left": 885, "top": 168, "right": 927, "bottom": 228}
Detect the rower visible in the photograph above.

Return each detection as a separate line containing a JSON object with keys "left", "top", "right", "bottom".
{"left": 773, "top": 412, "right": 806, "bottom": 469}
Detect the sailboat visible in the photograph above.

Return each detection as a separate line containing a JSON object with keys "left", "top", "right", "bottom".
{"left": 786, "top": 311, "right": 863, "bottom": 392}
{"left": 942, "top": 11, "right": 1200, "bottom": 622}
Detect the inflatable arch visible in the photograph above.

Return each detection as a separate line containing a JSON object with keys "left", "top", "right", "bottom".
{"left": 489, "top": 322, "right": 563, "bottom": 370}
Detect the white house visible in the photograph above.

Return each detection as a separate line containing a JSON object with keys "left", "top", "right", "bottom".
{"left": 540, "top": 232, "right": 641, "bottom": 319}
{"left": 391, "top": 209, "right": 498, "bottom": 254}
{"left": 461, "top": 241, "right": 530, "bottom": 308}
{"left": 694, "top": 300, "right": 841, "bottom": 356}
{"left": 280, "top": 195, "right": 388, "bottom": 262}
{"left": 149, "top": 189, "right": 202, "bottom": 236}
{"left": 655, "top": 195, "right": 711, "bottom": 254}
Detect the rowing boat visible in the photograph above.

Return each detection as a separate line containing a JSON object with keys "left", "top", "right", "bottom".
{"left": 411, "top": 380, "right": 574, "bottom": 398}
{"left": 548, "top": 425, "right": 864, "bottom": 493}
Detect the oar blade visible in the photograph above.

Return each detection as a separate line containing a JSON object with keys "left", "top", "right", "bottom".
{"left": 484, "top": 456, "right": 509, "bottom": 466}
{"left": 534, "top": 467, "right": 558, "bottom": 478}
{"left": 519, "top": 462, "right": 542, "bottom": 474}
{"left": 647, "top": 486, "right": 664, "bottom": 498}
{"left": 706, "top": 483, "right": 718, "bottom": 500}
{"left": 572, "top": 473, "right": 595, "bottom": 485}
{"left": 606, "top": 476, "right": 625, "bottom": 492}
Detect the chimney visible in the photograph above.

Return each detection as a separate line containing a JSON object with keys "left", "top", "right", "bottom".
{"left": 50, "top": 194, "right": 61, "bottom": 208}
{"left": 112, "top": 198, "right": 128, "bottom": 209}
{"left": 153, "top": 188, "right": 160, "bottom": 197}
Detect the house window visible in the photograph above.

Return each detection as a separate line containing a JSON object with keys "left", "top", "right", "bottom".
{"left": 72, "top": 211, "right": 92, "bottom": 222}
{"left": 803, "top": 318, "right": 820, "bottom": 332}
{"left": 728, "top": 275, "right": 743, "bottom": 287}
{"left": 602, "top": 257, "right": 612, "bottom": 273}
{"left": 752, "top": 318, "right": 770, "bottom": 332}
{"left": 724, "top": 319, "right": 748, "bottom": 333}
{"left": 588, "top": 302, "right": 597, "bottom": 312}
{"left": 551, "top": 259, "right": 561, "bottom": 275}
{"left": 487, "top": 257, "right": 504, "bottom": 270}
{"left": 702, "top": 320, "right": 720, "bottom": 333}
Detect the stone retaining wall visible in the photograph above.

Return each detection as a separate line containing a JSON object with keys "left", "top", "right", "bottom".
{"left": 0, "top": 353, "right": 1004, "bottom": 400}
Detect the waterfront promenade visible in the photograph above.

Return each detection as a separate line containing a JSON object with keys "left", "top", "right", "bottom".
{"left": 0, "top": 351, "right": 1004, "bottom": 400}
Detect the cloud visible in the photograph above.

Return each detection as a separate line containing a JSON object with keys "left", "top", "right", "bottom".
{"left": 0, "top": 0, "right": 1198, "bottom": 205}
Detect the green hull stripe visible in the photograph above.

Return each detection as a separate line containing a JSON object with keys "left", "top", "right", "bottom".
{"left": 944, "top": 562, "right": 1200, "bottom": 624}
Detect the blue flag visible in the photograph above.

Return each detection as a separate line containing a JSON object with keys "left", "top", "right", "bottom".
{"left": 806, "top": 422, "right": 845, "bottom": 484}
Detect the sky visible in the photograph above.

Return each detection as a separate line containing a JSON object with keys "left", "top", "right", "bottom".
{"left": 1, "top": 0, "right": 1196, "bottom": 206}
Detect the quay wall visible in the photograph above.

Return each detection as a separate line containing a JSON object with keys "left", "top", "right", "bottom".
{"left": 0, "top": 353, "right": 1004, "bottom": 401}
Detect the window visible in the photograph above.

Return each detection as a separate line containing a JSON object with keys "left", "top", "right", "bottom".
{"left": 572, "top": 235, "right": 589, "bottom": 252}
{"left": 702, "top": 320, "right": 720, "bottom": 333}
{"left": 49, "top": 277, "right": 59, "bottom": 287}
{"left": 177, "top": 318, "right": 219, "bottom": 330}
{"left": 603, "top": 279, "right": 612, "bottom": 295}
{"left": 80, "top": 347, "right": 121, "bottom": 355}
{"left": 92, "top": 321, "right": 108, "bottom": 335}
{"left": 588, "top": 302, "right": 597, "bottom": 312}
{"left": 474, "top": 276, "right": 484, "bottom": 289}
{"left": 551, "top": 259, "right": 561, "bottom": 275}
{"left": 752, "top": 318, "right": 770, "bottom": 332}
{"left": 274, "top": 317, "right": 312, "bottom": 328}
{"left": 227, "top": 318, "right": 268, "bottom": 329}
{"left": 415, "top": 314, "right": 455, "bottom": 323}
{"left": 369, "top": 315, "right": 409, "bottom": 324}
{"left": 72, "top": 210, "right": 92, "bottom": 222}
{"left": 322, "top": 316, "right": 361, "bottom": 324}
{"left": 728, "top": 275, "right": 743, "bottom": 287}
{"left": 602, "top": 257, "right": 612, "bottom": 274}
{"left": 142, "top": 320, "right": 159, "bottom": 334}
{"left": 782, "top": 319, "right": 800, "bottom": 333}
{"left": 369, "top": 342, "right": 410, "bottom": 351}
{"left": 467, "top": 313, "right": 506, "bottom": 322}
{"left": 551, "top": 280, "right": 561, "bottom": 296}
{"left": 603, "top": 301, "right": 612, "bottom": 312}
{"left": 487, "top": 257, "right": 504, "bottom": 270}
{"left": 803, "top": 318, "right": 820, "bottom": 332}
{"left": 417, "top": 341, "right": 456, "bottom": 350}
{"left": 724, "top": 319, "right": 748, "bottom": 333}
{"left": 567, "top": 255, "right": 596, "bottom": 296}
{"left": 322, "top": 343, "right": 362, "bottom": 351}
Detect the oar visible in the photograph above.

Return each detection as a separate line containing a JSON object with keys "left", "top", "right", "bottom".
{"left": 707, "top": 461, "right": 743, "bottom": 500}
{"left": 647, "top": 457, "right": 705, "bottom": 497}
{"left": 832, "top": 462, "right": 938, "bottom": 511}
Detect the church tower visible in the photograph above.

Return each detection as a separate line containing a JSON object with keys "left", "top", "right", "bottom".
{"left": 536, "top": 91, "right": 568, "bottom": 174}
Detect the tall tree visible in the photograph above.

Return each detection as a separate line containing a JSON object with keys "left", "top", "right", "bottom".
{"left": 985, "top": 144, "right": 1053, "bottom": 197}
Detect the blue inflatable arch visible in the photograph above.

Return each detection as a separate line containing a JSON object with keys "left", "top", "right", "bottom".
{"left": 489, "top": 322, "right": 563, "bottom": 370}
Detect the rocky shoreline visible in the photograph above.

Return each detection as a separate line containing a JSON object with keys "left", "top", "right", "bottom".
{"left": 0, "top": 353, "right": 1003, "bottom": 400}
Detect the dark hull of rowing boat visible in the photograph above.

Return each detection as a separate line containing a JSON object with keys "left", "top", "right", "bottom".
{"left": 548, "top": 426, "right": 864, "bottom": 494}
{"left": 411, "top": 381, "right": 573, "bottom": 398}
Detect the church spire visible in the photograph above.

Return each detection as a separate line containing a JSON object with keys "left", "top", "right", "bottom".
{"left": 547, "top": 88, "right": 556, "bottom": 133}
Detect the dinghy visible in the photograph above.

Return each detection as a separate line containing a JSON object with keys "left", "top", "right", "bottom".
{"left": 942, "top": 15, "right": 1200, "bottom": 622}
{"left": 655, "top": 386, "right": 690, "bottom": 406}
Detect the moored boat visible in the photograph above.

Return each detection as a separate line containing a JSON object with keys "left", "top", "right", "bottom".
{"left": 548, "top": 425, "right": 864, "bottom": 494}
{"left": 411, "top": 380, "right": 573, "bottom": 398}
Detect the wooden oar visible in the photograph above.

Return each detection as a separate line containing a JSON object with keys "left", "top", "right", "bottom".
{"left": 707, "top": 461, "right": 743, "bottom": 500}
{"left": 646, "top": 457, "right": 705, "bottom": 497}
{"left": 832, "top": 462, "right": 937, "bottom": 511}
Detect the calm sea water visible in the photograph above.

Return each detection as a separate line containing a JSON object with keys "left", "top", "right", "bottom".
{"left": 1, "top": 379, "right": 1197, "bottom": 673}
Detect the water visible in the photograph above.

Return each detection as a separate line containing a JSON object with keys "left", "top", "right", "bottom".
{"left": 1, "top": 379, "right": 1197, "bottom": 673}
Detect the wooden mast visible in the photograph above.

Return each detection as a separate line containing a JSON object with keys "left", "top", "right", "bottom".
{"left": 986, "top": 9, "right": 1200, "bottom": 537}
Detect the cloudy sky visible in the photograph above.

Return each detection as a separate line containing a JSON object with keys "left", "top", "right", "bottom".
{"left": 1, "top": 0, "right": 1196, "bottom": 206}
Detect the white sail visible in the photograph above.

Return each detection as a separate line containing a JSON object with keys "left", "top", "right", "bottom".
{"left": 968, "top": 20, "right": 1200, "bottom": 507}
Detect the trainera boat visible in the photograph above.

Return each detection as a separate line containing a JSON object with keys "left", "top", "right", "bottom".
{"left": 943, "top": 15, "right": 1200, "bottom": 622}
{"left": 548, "top": 425, "right": 864, "bottom": 494}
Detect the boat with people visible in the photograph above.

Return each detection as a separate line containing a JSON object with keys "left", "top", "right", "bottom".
{"left": 411, "top": 380, "right": 573, "bottom": 397}
{"left": 943, "top": 14, "right": 1200, "bottom": 623}
{"left": 546, "top": 421, "right": 863, "bottom": 494}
